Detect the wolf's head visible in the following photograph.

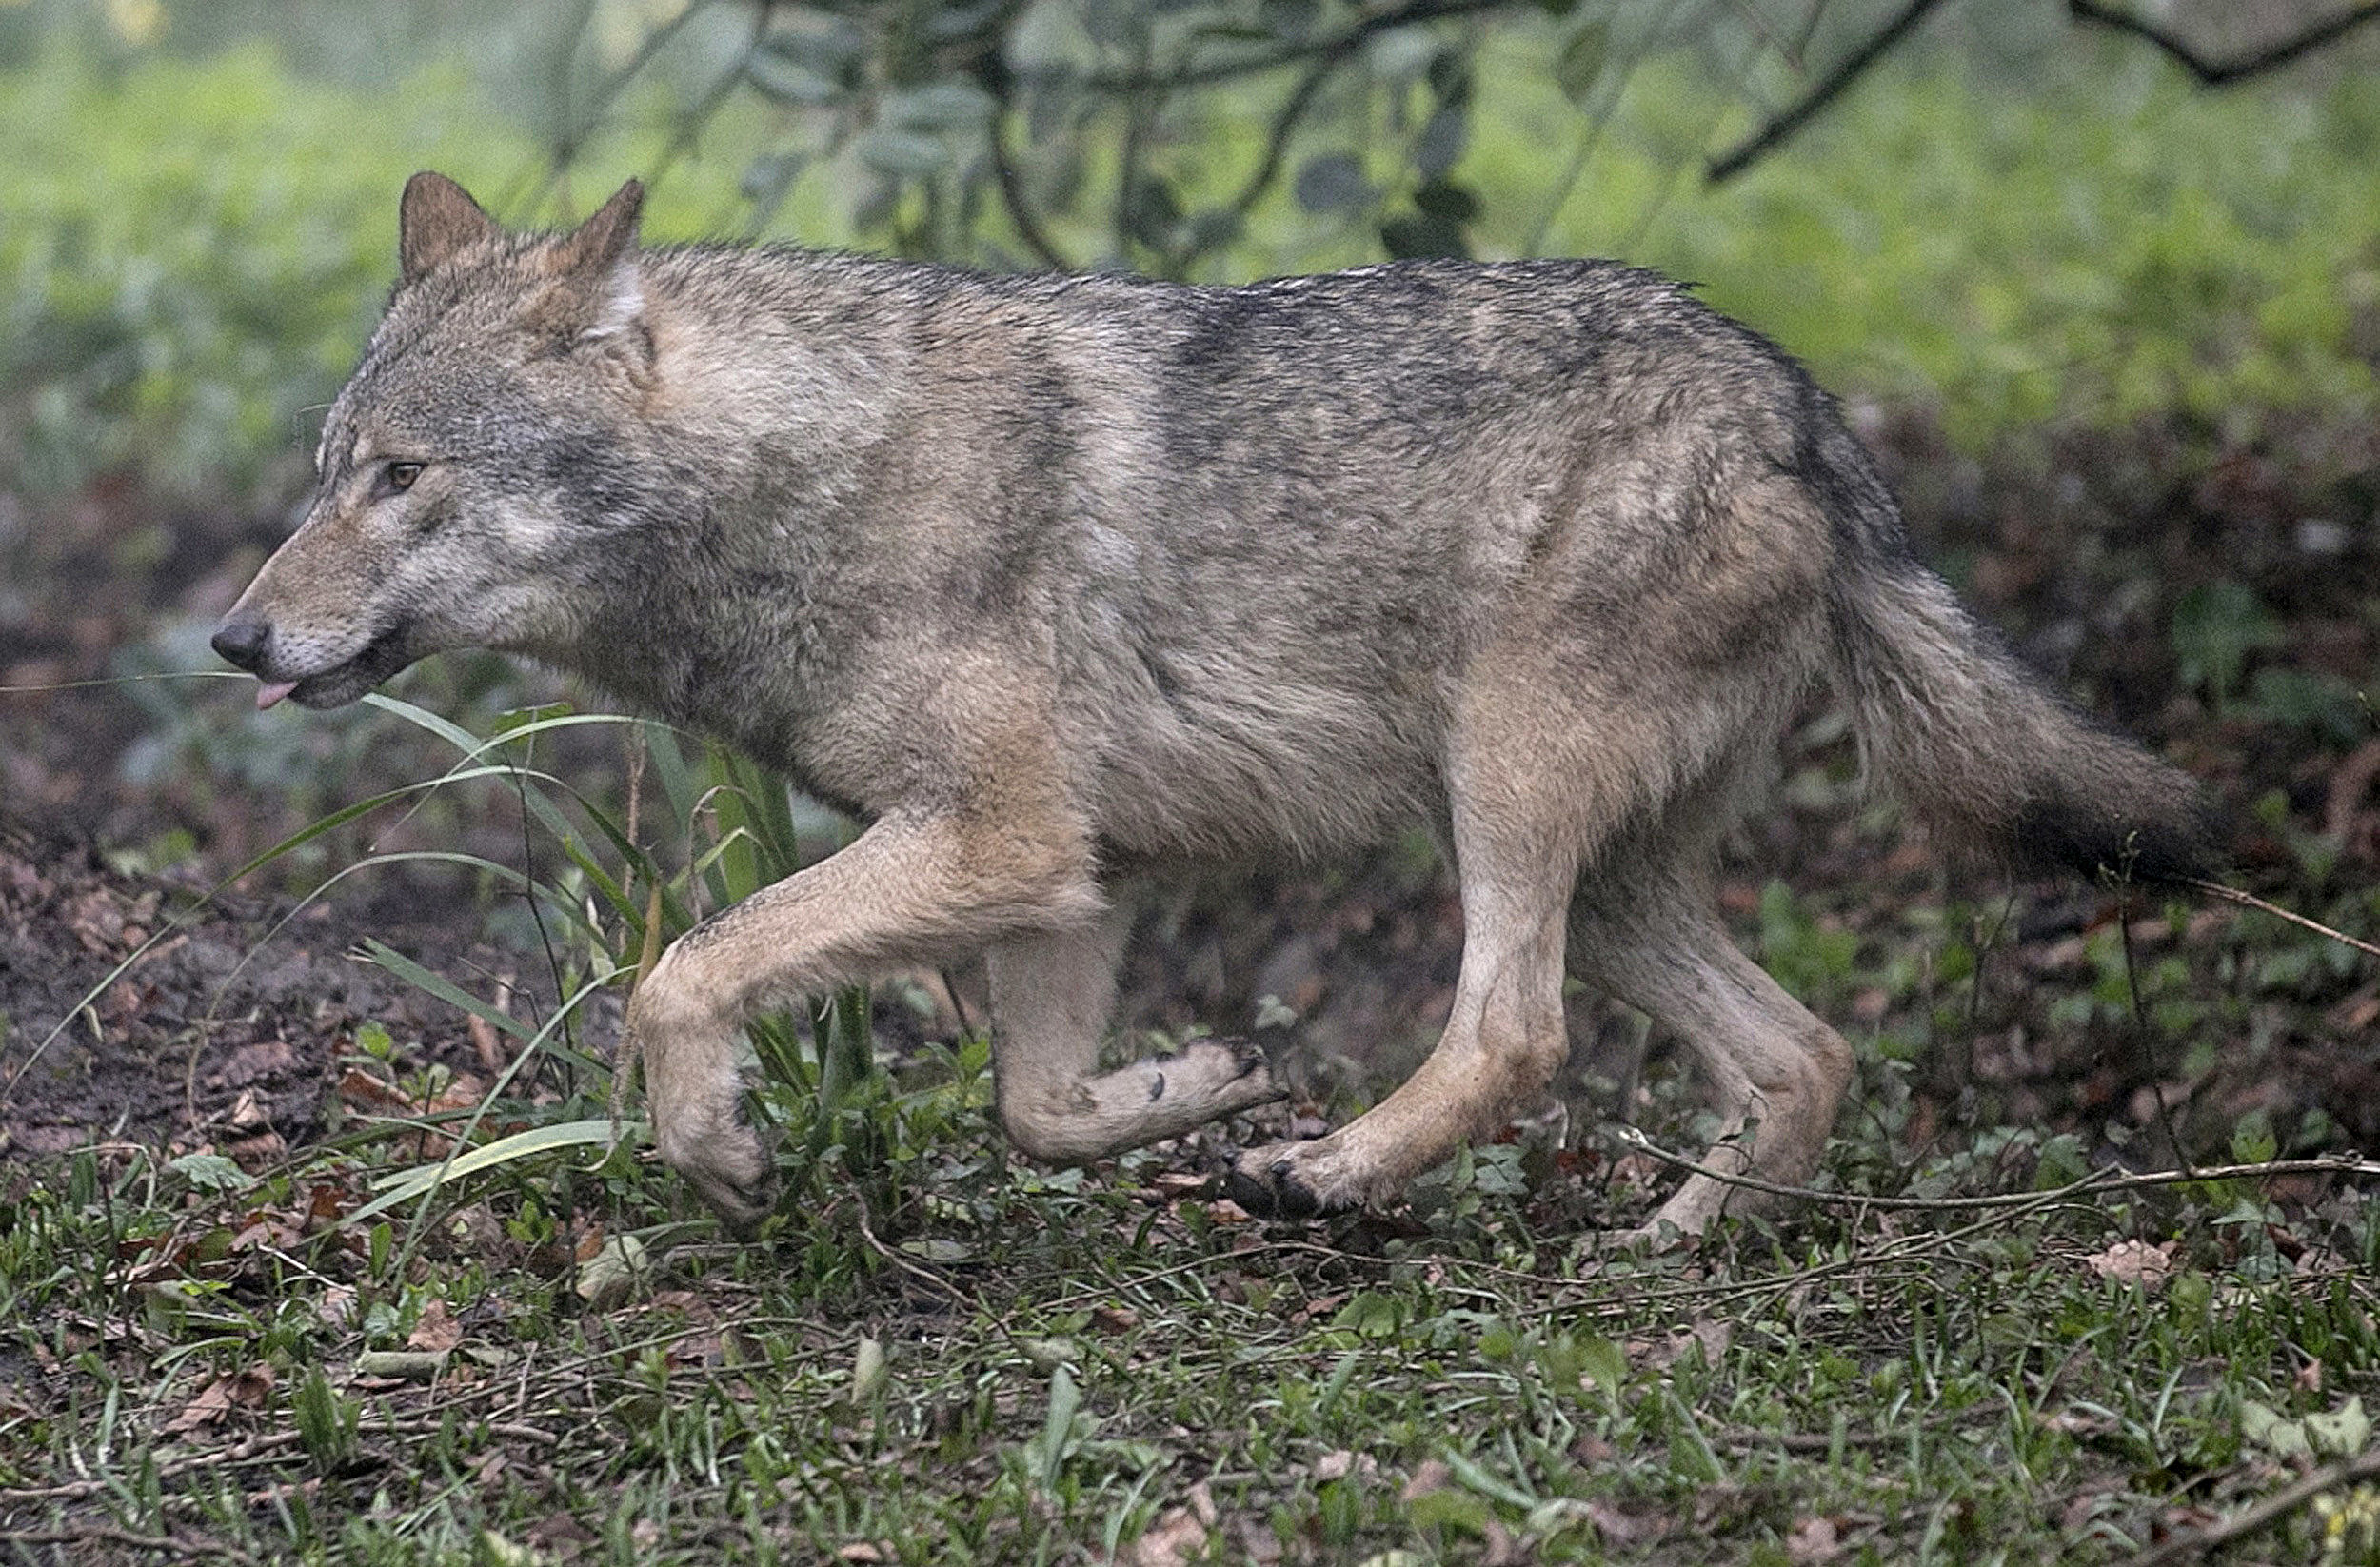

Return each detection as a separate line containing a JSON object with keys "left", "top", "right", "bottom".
{"left": 213, "top": 173, "right": 660, "bottom": 709}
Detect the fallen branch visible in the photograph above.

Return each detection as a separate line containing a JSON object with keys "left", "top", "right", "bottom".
{"left": 2184, "top": 877, "right": 2380, "bottom": 962}
{"left": 0, "top": 1524, "right": 252, "bottom": 1561}
{"left": 2122, "top": 1448, "right": 2380, "bottom": 1566}
{"left": 1614, "top": 1129, "right": 2380, "bottom": 1212}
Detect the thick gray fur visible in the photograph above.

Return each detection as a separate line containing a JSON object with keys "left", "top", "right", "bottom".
{"left": 217, "top": 175, "right": 2213, "bottom": 1238}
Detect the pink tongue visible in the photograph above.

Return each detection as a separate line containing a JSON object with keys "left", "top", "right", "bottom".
{"left": 256, "top": 681, "right": 300, "bottom": 711}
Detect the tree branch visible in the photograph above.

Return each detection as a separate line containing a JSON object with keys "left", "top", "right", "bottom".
{"left": 1080, "top": 0, "right": 1521, "bottom": 93}
{"left": 1161, "top": 53, "right": 1350, "bottom": 275}
{"left": 1226, "top": 57, "right": 1340, "bottom": 223}
{"left": 1705, "top": 0, "right": 1947, "bottom": 185}
{"left": 2121, "top": 1447, "right": 2380, "bottom": 1566}
{"left": 972, "top": 53, "right": 1076, "bottom": 270}
{"left": 2068, "top": 0, "right": 2380, "bottom": 85}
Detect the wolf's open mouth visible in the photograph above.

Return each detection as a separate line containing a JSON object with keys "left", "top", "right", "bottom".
{"left": 256, "top": 625, "right": 415, "bottom": 711}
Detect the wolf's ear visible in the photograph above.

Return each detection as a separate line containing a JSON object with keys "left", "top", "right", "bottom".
{"left": 537, "top": 180, "right": 652, "bottom": 376}
{"left": 399, "top": 172, "right": 499, "bottom": 285}
{"left": 555, "top": 179, "right": 645, "bottom": 279}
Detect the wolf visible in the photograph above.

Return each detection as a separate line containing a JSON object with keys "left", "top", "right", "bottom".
{"left": 214, "top": 172, "right": 2213, "bottom": 1239}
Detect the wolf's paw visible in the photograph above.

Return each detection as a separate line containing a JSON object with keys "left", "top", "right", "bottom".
{"left": 1163, "top": 1036, "right": 1287, "bottom": 1117}
{"left": 1222, "top": 1133, "right": 1378, "bottom": 1219}
{"left": 652, "top": 1094, "right": 779, "bottom": 1236}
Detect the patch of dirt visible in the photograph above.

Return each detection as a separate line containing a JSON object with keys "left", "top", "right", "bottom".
{"left": 0, "top": 811, "right": 568, "bottom": 1164}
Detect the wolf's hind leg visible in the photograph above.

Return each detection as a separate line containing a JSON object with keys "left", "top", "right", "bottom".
{"left": 1227, "top": 721, "right": 1581, "bottom": 1216}
{"left": 989, "top": 909, "right": 1284, "bottom": 1163}
{"left": 1569, "top": 879, "right": 1854, "bottom": 1239}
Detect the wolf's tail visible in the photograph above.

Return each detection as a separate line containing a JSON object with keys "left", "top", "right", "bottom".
{"left": 1812, "top": 427, "right": 2217, "bottom": 883}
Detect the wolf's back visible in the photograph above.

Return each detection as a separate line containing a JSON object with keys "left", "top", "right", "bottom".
{"left": 1808, "top": 421, "right": 2216, "bottom": 883}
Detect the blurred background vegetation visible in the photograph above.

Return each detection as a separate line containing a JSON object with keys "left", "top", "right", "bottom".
{"left": 3, "top": 0, "right": 2379, "bottom": 1167}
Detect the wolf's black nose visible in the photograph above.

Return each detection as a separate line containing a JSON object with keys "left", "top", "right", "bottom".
{"left": 211, "top": 619, "right": 271, "bottom": 672}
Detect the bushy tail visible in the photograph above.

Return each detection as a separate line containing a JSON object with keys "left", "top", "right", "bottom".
{"left": 1795, "top": 402, "right": 2218, "bottom": 884}
{"left": 1829, "top": 553, "right": 2216, "bottom": 883}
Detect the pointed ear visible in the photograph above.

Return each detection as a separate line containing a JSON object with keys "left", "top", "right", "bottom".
{"left": 399, "top": 171, "right": 499, "bottom": 285}
{"left": 536, "top": 180, "right": 652, "bottom": 376}
{"left": 553, "top": 179, "right": 645, "bottom": 278}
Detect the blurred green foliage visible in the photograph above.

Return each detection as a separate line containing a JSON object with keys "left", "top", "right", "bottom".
{"left": 1568, "top": 59, "right": 2380, "bottom": 446}
{"left": 0, "top": 49, "right": 506, "bottom": 497}
{"left": 0, "top": 12, "right": 2374, "bottom": 504}
{"left": 0, "top": 43, "right": 792, "bottom": 502}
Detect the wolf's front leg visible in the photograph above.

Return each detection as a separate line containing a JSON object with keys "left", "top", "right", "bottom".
{"left": 628, "top": 809, "right": 1102, "bottom": 1228}
{"left": 988, "top": 911, "right": 1284, "bottom": 1163}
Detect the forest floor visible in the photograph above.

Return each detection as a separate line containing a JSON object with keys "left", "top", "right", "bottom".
{"left": 4, "top": 407, "right": 2380, "bottom": 1561}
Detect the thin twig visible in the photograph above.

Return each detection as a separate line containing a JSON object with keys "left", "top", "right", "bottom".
{"left": 1706, "top": 0, "right": 1948, "bottom": 184}
{"left": 852, "top": 1193, "right": 976, "bottom": 1310}
{"left": 2121, "top": 1447, "right": 2380, "bottom": 1566}
{"left": 1081, "top": 0, "right": 1521, "bottom": 93}
{"left": 0, "top": 1525, "right": 252, "bottom": 1561}
{"left": 2116, "top": 887, "right": 2192, "bottom": 1174}
{"left": 2068, "top": 0, "right": 2380, "bottom": 85}
{"left": 2184, "top": 877, "right": 2380, "bottom": 962}
{"left": 978, "top": 64, "right": 1075, "bottom": 270}
{"left": 1614, "top": 1129, "right": 2380, "bottom": 1211}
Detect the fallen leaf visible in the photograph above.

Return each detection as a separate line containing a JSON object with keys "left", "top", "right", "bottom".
{"left": 1786, "top": 1515, "right": 1842, "bottom": 1563}
{"left": 408, "top": 1297, "right": 462, "bottom": 1352}
{"left": 1185, "top": 1480, "right": 1218, "bottom": 1527}
{"left": 1400, "top": 1458, "right": 1451, "bottom": 1501}
{"left": 1234, "top": 1515, "right": 1285, "bottom": 1564}
{"left": 164, "top": 1364, "right": 275, "bottom": 1434}
{"left": 1578, "top": 1498, "right": 1664, "bottom": 1546}
{"left": 1130, "top": 1504, "right": 1208, "bottom": 1567}
{"left": 224, "top": 1087, "right": 268, "bottom": 1132}
{"left": 2083, "top": 1239, "right": 2178, "bottom": 1291}
{"left": 576, "top": 1233, "right": 652, "bottom": 1311}
{"left": 526, "top": 1514, "right": 597, "bottom": 1560}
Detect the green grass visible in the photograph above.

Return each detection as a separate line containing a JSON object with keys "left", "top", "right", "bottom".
{"left": 6, "top": 1089, "right": 2379, "bottom": 1564}
{"left": 10, "top": 699, "right": 2380, "bottom": 1563}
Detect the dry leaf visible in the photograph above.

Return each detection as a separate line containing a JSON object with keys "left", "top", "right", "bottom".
{"left": 2083, "top": 1239, "right": 2177, "bottom": 1291}
{"left": 1578, "top": 1499, "right": 1663, "bottom": 1545}
{"left": 1478, "top": 1517, "right": 1525, "bottom": 1567}
{"left": 1786, "top": 1515, "right": 1843, "bottom": 1563}
{"left": 1130, "top": 1504, "right": 1209, "bottom": 1567}
{"left": 1400, "top": 1459, "right": 1451, "bottom": 1501}
{"left": 1234, "top": 1515, "right": 1285, "bottom": 1564}
{"left": 408, "top": 1297, "right": 462, "bottom": 1353}
{"left": 1185, "top": 1480, "right": 1218, "bottom": 1528}
{"left": 164, "top": 1364, "right": 275, "bottom": 1435}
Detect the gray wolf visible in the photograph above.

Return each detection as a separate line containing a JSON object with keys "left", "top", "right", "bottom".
{"left": 214, "top": 173, "right": 2214, "bottom": 1238}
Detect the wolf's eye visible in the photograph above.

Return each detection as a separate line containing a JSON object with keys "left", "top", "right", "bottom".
{"left": 379, "top": 461, "right": 425, "bottom": 497}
